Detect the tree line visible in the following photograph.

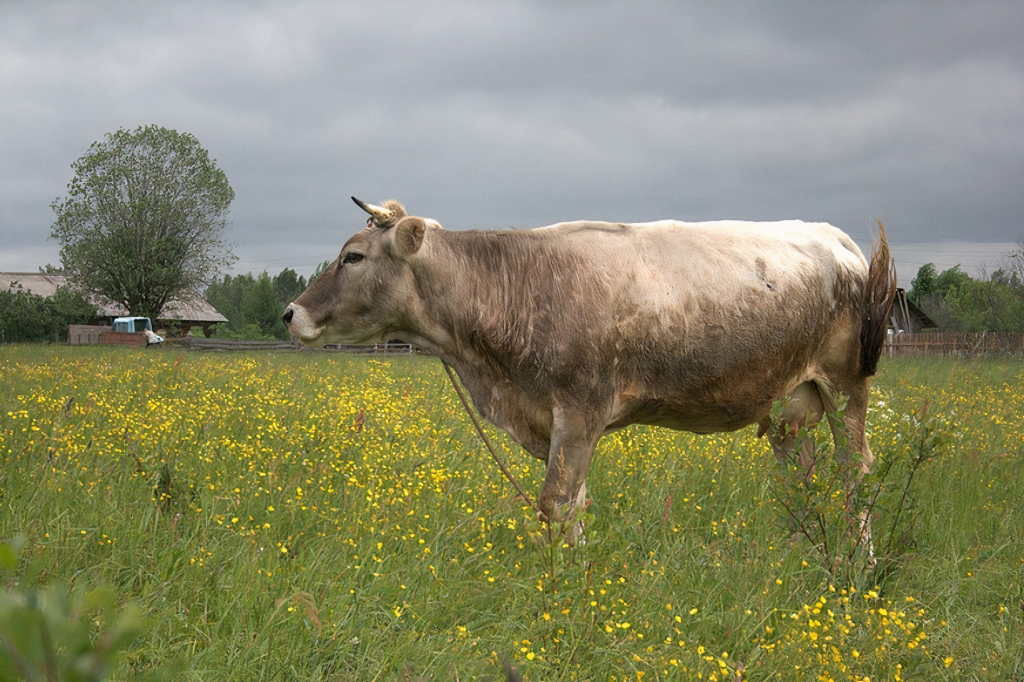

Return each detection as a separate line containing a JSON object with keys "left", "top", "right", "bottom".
{"left": 0, "top": 265, "right": 325, "bottom": 344}
{"left": 204, "top": 262, "right": 328, "bottom": 340}
{"left": 908, "top": 256, "right": 1024, "bottom": 333}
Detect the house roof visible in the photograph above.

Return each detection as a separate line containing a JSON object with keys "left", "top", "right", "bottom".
{"left": 158, "top": 297, "right": 228, "bottom": 323}
{"left": 891, "top": 288, "right": 938, "bottom": 331}
{"left": 0, "top": 272, "right": 66, "bottom": 298}
{"left": 1, "top": 272, "right": 227, "bottom": 323}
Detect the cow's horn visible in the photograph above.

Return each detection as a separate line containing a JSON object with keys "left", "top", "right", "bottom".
{"left": 352, "top": 197, "right": 396, "bottom": 225}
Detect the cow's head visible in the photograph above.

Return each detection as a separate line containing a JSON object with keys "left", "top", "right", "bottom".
{"left": 282, "top": 198, "right": 437, "bottom": 347}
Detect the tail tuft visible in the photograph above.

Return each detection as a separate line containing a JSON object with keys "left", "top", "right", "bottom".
{"left": 860, "top": 221, "right": 897, "bottom": 376}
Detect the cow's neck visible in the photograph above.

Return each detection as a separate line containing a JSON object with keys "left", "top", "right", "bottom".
{"left": 393, "top": 232, "right": 558, "bottom": 454}
{"left": 403, "top": 230, "right": 543, "bottom": 401}
{"left": 419, "top": 232, "right": 528, "bottom": 352}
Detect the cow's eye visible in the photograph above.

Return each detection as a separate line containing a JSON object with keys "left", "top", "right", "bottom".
{"left": 342, "top": 252, "right": 364, "bottom": 265}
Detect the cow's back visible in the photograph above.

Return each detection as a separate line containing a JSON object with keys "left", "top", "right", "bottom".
{"left": 524, "top": 218, "right": 865, "bottom": 346}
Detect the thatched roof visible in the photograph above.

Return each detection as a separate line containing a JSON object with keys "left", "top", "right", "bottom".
{"left": 1, "top": 272, "right": 227, "bottom": 323}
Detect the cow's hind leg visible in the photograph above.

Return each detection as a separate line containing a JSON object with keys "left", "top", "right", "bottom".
{"left": 837, "top": 379, "right": 873, "bottom": 475}
{"left": 834, "top": 378, "right": 875, "bottom": 559}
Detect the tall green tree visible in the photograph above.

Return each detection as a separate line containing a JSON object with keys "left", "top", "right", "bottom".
{"left": 308, "top": 260, "right": 331, "bottom": 286}
{"left": 908, "top": 263, "right": 938, "bottom": 304}
{"left": 242, "top": 272, "right": 289, "bottom": 339}
{"left": 933, "top": 265, "right": 972, "bottom": 296}
{"left": 272, "top": 268, "right": 306, "bottom": 306}
{"left": 205, "top": 273, "right": 254, "bottom": 334}
{"left": 50, "top": 125, "right": 235, "bottom": 318}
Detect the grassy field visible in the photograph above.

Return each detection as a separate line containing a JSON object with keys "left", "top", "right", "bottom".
{"left": 1, "top": 346, "right": 1022, "bottom": 680}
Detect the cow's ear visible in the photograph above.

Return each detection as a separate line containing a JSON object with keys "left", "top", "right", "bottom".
{"left": 391, "top": 217, "right": 426, "bottom": 258}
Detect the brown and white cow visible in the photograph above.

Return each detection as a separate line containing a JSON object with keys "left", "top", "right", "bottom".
{"left": 284, "top": 198, "right": 896, "bottom": 528}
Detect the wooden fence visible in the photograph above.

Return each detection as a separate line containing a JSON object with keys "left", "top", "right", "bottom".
{"left": 323, "top": 342, "right": 418, "bottom": 354}
{"left": 164, "top": 337, "right": 420, "bottom": 354}
{"left": 883, "top": 331, "right": 1024, "bottom": 357}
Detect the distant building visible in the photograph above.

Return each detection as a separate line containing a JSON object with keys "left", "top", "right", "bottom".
{"left": 1, "top": 272, "right": 227, "bottom": 337}
{"left": 890, "top": 288, "right": 937, "bottom": 333}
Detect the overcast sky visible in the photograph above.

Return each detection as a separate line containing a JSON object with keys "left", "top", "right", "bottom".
{"left": 2, "top": 2, "right": 1023, "bottom": 285}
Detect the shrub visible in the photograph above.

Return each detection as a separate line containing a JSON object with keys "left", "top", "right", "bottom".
{"left": 0, "top": 538, "right": 173, "bottom": 682}
{"left": 768, "top": 399, "right": 950, "bottom": 589}
{"left": 0, "top": 285, "right": 96, "bottom": 343}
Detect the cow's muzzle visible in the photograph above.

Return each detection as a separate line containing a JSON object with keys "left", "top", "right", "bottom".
{"left": 282, "top": 304, "right": 323, "bottom": 344}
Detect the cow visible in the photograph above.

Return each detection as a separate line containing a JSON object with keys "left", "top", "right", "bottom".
{"left": 283, "top": 198, "right": 897, "bottom": 532}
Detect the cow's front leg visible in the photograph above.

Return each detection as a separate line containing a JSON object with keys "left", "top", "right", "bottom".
{"left": 539, "top": 405, "right": 600, "bottom": 544}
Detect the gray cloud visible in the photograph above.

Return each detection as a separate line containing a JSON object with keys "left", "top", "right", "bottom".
{"left": 2, "top": 1, "right": 1023, "bottom": 283}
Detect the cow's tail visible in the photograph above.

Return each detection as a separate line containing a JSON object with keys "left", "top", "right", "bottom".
{"left": 860, "top": 221, "right": 898, "bottom": 377}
